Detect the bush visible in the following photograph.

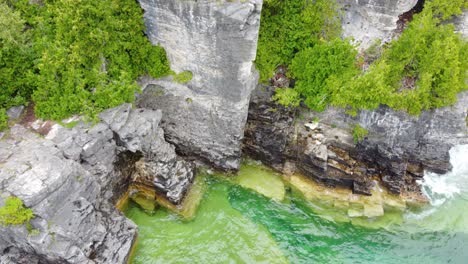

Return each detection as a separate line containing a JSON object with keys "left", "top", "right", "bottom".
{"left": 0, "top": 196, "right": 34, "bottom": 226}
{"left": 255, "top": 0, "right": 341, "bottom": 82}
{"left": 0, "top": 108, "right": 7, "bottom": 131}
{"left": 272, "top": 88, "right": 301, "bottom": 108}
{"left": 333, "top": 0, "right": 468, "bottom": 115}
{"left": 1, "top": 0, "right": 171, "bottom": 121}
{"left": 352, "top": 124, "right": 368, "bottom": 143}
{"left": 268, "top": 0, "right": 467, "bottom": 115}
{"left": 0, "top": 3, "right": 35, "bottom": 114}
{"left": 290, "top": 39, "right": 358, "bottom": 111}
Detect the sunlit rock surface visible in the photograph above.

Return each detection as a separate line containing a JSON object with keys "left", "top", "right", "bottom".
{"left": 137, "top": 0, "right": 263, "bottom": 170}
{"left": 338, "top": 0, "right": 419, "bottom": 49}
{"left": 0, "top": 104, "right": 196, "bottom": 263}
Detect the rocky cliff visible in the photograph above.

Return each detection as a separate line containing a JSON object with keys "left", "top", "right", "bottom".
{"left": 244, "top": 86, "right": 468, "bottom": 197}
{"left": 137, "top": 0, "right": 262, "bottom": 170}
{"left": 0, "top": 105, "right": 194, "bottom": 263}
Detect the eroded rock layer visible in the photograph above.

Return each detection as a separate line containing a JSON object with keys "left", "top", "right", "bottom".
{"left": 244, "top": 86, "right": 468, "bottom": 197}
{"left": 137, "top": 0, "right": 263, "bottom": 170}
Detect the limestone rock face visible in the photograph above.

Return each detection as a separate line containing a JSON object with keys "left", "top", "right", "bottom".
{"left": 338, "top": 0, "right": 419, "bottom": 49}
{"left": 244, "top": 86, "right": 468, "bottom": 196}
{"left": 0, "top": 104, "right": 195, "bottom": 263}
{"left": 137, "top": 0, "right": 263, "bottom": 170}
{"left": 454, "top": 10, "right": 468, "bottom": 37}
{"left": 0, "top": 126, "right": 136, "bottom": 264}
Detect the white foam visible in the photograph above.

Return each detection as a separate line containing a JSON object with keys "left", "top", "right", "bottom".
{"left": 418, "top": 145, "right": 468, "bottom": 207}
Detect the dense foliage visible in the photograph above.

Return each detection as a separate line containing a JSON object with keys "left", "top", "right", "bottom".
{"left": 0, "top": 0, "right": 170, "bottom": 126}
{"left": 0, "top": 196, "right": 34, "bottom": 226}
{"left": 0, "top": 2, "right": 35, "bottom": 129}
{"left": 332, "top": 0, "right": 468, "bottom": 115}
{"left": 290, "top": 39, "right": 358, "bottom": 111}
{"left": 262, "top": 0, "right": 468, "bottom": 116}
{"left": 255, "top": 0, "right": 341, "bottom": 82}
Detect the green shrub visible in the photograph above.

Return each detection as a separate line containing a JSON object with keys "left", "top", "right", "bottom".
{"left": 0, "top": 108, "right": 7, "bottom": 131}
{"left": 267, "top": 0, "right": 467, "bottom": 115}
{"left": 290, "top": 38, "right": 358, "bottom": 111}
{"left": 272, "top": 88, "right": 301, "bottom": 108}
{"left": 1, "top": 0, "right": 171, "bottom": 121}
{"left": 0, "top": 3, "right": 35, "bottom": 113}
{"left": 333, "top": 0, "right": 468, "bottom": 115}
{"left": 352, "top": 124, "right": 368, "bottom": 143}
{"left": 0, "top": 196, "right": 34, "bottom": 226}
{"left": 255, "top": 0, "right": 341, "bottom": 82}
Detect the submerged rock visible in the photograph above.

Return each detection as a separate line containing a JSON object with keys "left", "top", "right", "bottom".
{"left": 137, "top": 0, "right": 262, "bottom": 170}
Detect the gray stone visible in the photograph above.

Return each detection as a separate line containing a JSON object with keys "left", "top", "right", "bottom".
{"left": 338, "top": 0, "right": 419, "bottom": 49}
{"left": 137, "top": 0, "right": 263, "bottom": 170}
{"left": 453, "top": 10, "right": 468, "bottom": 37}
{"left": 0, "top": 125, "right": 136, "bottom": 264}
{"left": 6, "top": 105, "right": 24, "bottom": 120}
{"left": 0, "top": 104, "right": 197, "bottom": 262}
{"left": 100, "top": 104, "right": 195, "bottom": 205}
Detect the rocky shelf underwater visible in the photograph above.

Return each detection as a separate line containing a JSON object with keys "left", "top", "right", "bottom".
{"left": 124, "top": 144, "right": 468, "bottom": 264}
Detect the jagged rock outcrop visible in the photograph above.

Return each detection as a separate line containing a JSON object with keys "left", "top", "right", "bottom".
{"left": 137, "top": 0, "right": 263, "bottom": 170}
{"left": 338, "top": 0, "right": 420, "bottom": 49}
{"left": 0, "top": 104, "right": 195, "bottom": 263}
{"left": 99, "top": 104, "right": 194, "bottom": 205}
{"left": 244, "top": 86, "right": 468, "bottom": 196}
{"left": 0, "top": 125, "right": 136, "bottom": 263}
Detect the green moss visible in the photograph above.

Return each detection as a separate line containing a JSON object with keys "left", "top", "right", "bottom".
{"left": 173, "top": 71, "right": 193, "bottom": 84}
{"left": 0, "top": 196, "right": 34, "bottom": 226}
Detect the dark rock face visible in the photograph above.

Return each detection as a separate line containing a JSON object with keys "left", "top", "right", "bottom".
{"left": 100, "top": 104, "right": 194, "bottom": 205}
{"left": 244, "top": 86, "right": 468, "bottom": 196}
{"left": 137, "top": 0, "right": 262, "bottom": 170}
{"left": 243, "top": 85, "right": 296, "bottom": 169}
{"left": 0, "top": 104, "right": 195, "bottom": 263}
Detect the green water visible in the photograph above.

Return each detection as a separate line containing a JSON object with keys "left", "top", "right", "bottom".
{"left": 126, "top": 148, "right": 468, "bottom": 264}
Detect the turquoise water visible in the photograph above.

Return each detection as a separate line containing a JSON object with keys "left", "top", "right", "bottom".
{"left": 125, "top": 145, "right": 468, "bottom": 264}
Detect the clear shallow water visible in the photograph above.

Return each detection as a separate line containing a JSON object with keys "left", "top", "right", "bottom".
{"left": 125, "top": 145, "right": 468, "bottom": 264}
